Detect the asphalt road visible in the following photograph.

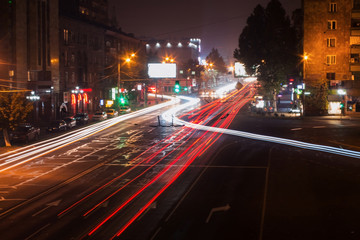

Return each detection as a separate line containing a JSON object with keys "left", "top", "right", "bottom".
{"left": 1, "top": 87, "right": 360, "bottom": 240}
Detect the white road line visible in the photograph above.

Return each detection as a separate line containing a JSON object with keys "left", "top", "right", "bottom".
{"left": 313, "top": 126, "right": 326, "bottom": 128}
{"left": 24, "top": 224, "right": 50, "bottom": 240}
{"left": 291, "top": 128, "right": 302, "bottom": 131}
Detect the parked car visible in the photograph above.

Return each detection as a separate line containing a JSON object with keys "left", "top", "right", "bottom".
{"left": 63, "top": 117, "right": 77, "bottom": 128}
{"left": 119, "top": 106, "right": 131, "bottom": 114}
{"left": 74, "top": 113, "right": 89, "bottom": 125}
{"left": 92, "top": 111, "right": 107, "bottom": 121}
{"left": 10, "top": 124, "right": 40, "bottom": 143}
{"left": 106, "top": 109, "right": 118, "bottom": 118}
{"left": 47, "top": 120, "right": 67, "bottom": 132}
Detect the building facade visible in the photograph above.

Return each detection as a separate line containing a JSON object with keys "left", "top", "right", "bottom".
{"left": 0, "top": 0, "right": 146, "bottom": 121}
{"left": 304, "top": 0, "right": 360, "bottom": 114}
{"left": 0, "top": 0, "right": 60, "bottom": 122}
{"left": 145, "top": 38, "right": 202, "bottom": 94}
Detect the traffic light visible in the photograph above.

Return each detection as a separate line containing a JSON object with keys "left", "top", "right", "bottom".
{"left": 174, "top": 81, "right": 180, "bottom": 93}
{"left": 118, "top": 94, "right": 126, "bottom": 105}
{"left": 340, "top": 101, "right": 345, "bottom": 113}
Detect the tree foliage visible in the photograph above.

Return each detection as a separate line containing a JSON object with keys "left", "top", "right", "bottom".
{"left": 234, "top": 0, "right": 299, "bottom": 98}
{"left": 182, "top": 59, "right": 204, "bottom": 77}
{"left": 206, "top": 48, "right": 227, "bottom": 73}
{"left": 0, "top": 90, "right": 33, "bottom": 130}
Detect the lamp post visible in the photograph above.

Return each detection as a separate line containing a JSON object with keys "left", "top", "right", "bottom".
{"left": 117, "top": 53, "right": 135, "bottom": 99}
{"left": 302, "top": 55, "right": 308, "bottom": 116}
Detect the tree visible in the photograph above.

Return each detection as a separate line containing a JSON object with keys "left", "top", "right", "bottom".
{"left": 234, "top": 4, "right": 267, "bottom": 76}
{"left": 0, "top": 90, "right": 33, "bottom": 146}
{"left": 206, "top": 48, "right": 227, "bottom": 73}
{"left": 182, "top": 59, "right": 204, "bottom": 78}
{"left": 205, "top": 48, "right": 227, "bottom": 87}
{"left": 234, "top": 0, "right": 299, "bottom": 108}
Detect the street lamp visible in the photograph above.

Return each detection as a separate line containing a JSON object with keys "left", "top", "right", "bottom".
{"left": 302, "top": 54, "right": 309, "bottom": 116}
{"left": 117, "top": 52, "right": 136, "bottom": 98}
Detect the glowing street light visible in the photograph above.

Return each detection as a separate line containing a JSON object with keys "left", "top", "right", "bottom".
{"left": 118, "top": 52, "right": 136, "bottom": 98}
{"left": 301, "top": 53, "right": 309, "bottom": 116}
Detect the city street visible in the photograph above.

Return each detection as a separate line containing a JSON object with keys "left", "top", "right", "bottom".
{"left": 1, "top": 85, "right": 360, "bottom": 240}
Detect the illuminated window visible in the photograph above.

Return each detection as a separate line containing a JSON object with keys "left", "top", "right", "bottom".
{"left": 329, "top": 3, "right": 337, "bottom": 13}
{"left": 330, "top": 80, "right": 341, "bottom": 87}
{"left": 327, "top": 20, "right": 337, "bottom": 30}
{"left": 326, "top": 55, "right": 336, "bottom": 65}
{"left": 327, "top": 38, "right": 335, "bottom": 47}
{"left": 64, "top": 29, "right": 69, "bottom": 44}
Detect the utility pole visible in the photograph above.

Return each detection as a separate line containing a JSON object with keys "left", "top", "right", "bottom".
{"left": 118, "top": 58, "right": 121, "bottom": 98}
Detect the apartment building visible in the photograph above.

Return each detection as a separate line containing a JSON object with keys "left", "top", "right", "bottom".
{"left": 304, "top": 0, "right": 360, "bottom": 114}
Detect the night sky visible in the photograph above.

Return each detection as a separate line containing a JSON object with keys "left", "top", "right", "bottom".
{"left": 109, "top": 0, "right": 301, "bottom": 62}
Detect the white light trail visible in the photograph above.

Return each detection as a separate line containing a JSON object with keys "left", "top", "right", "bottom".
{"left": 0, "top": 97, "right": 179, "bottom": 172}
{"left": 160, "top": 83, "right": 360, "bottom": 160}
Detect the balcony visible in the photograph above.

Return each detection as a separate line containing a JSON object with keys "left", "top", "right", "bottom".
{"left": 352, "top": 11, "right": 360, "bottom": 19}
{"left": 351, "top": 29, "right": 360, "bottom": 36}
{"left": 351, "top": 64, "right": 360, "bottom": 72}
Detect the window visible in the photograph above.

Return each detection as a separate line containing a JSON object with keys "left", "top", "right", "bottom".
{"left": 64, "top": 29, "right": 69, "bottom": 44}
{"left": 64, "top": 50, "right": 68, "bottom": 66}
{"left": 329, "top": 3, "right": 337, "bottom": 13}
{"left": 354, "top": 0, "right": 360, "bottom": 10}
{"left": 330, "top": 80, "right": 342, "bottom": 87}
{"left": 71, "top": 72, "right": 75, "bottom": 83}
{"left": 326, "top": 55, "right": 336, "bottom": 65}
{"left": 326, "top": 72, "right": 336, "bottom": 80}
{"left": 351, "top": 54, "right": 360, "bottom": 63}
{"left": 328, "top": 20, "right": 337, "bottom": 30}
{"left": 327, "top": 38, "right": 336, "bottom": 47}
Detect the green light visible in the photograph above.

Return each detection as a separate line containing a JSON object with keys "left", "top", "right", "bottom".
{"left": 174, "top": 80, "right": 180, "bottom": 93}
{"left": 9, "top": 0, "right": 12, "bottom": 3}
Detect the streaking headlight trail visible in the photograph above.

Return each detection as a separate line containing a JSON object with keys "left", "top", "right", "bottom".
{"left": 0, "top": 97, "right": 178, "bottom": 172}
{"left": 162, "top": 83, "right": 360, "bottom": 160}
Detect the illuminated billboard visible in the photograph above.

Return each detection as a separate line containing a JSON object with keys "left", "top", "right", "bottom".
{"left": 148, "top": 63, "right": 176, "bottom": 78}
{"left": 234, "top": 62, "right": 247, "bottom": 78}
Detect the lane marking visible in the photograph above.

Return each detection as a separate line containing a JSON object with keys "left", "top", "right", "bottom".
{"left": 313, "top": 126, "right": 326, "bottom": 129}
{"left": 32, "top": 199, "right": 61, "bottom": 217}
{"left": 24, "top": 223, "right": 50, "bottom": 240}
{"left": 206, "top": 204, "right": 231, "bottom": 223}
{"left": 291, "top": 128, "right": 302, "bottom": 131}
{"left": 328, "top": 141, "right": 360, "bottom": 151}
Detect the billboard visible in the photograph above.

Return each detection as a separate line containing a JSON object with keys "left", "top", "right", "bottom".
{"left": 148, "top": 63, "right": 176, "bottom": 78}
{"left": 234, "top": 62, "right": 247, "bottom": 78}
